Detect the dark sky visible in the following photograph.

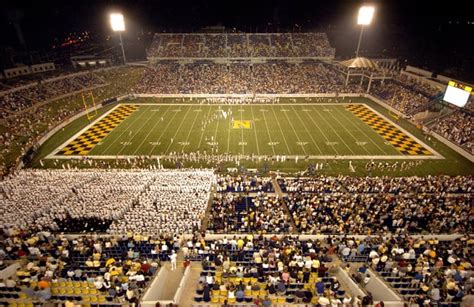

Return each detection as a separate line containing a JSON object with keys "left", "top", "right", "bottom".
{"left": 0, "top": 0, "right": 473, "bottom": 80}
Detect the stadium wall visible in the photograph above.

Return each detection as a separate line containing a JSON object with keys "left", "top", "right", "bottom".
{"left": 428, "top": 131, "right": 474, "bottom": 162}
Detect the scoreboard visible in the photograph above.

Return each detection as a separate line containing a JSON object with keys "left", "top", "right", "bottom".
{"left": 443, "top": 81, "right": 472, "bottom": 108}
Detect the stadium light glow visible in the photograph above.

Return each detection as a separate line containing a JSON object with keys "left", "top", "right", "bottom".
{"left": 109, "top": 13, "right": 127, "bottom": 64}
{"left": 110, "top": 13, "right": 125, "bottom": 31}
{"left": 355, "top": 5, "right": 375, "bottom": 57}
{"left": 358, "top": 6, "right": 375, "bottom": 25}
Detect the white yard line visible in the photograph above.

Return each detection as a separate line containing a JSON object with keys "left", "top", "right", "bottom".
{"left": 270, "top": 106, "right": 292, "bottom": 154}
{"left": 47, "top": 104, "right": 121, "bottom": 159}
{"left": 290, "top": 105, "right": 323, "bottom": 155}
{"left": 132, "top": 106, "right": 171, "bottom": 155}
{"left": 164, "top": 105, "right": 193, "bottom": 155}
{"left": 181, "top": 105, "right": 203, "bottom": 152}
{"left": 334, "top": 105, "right": 392, "bottom": 155}
{"left": 324, "top": 106, "right": 372, "bottom": 156}
{"left": 303, "top": 106, "right": 339, "bottom": 156}
{"left": 310, "top": 105, "right": 356, "bottom": 155}
{"left": 100, "top": 106, "right": 150, "bottom": 154}
{"left": 197, "top": 106, "right": 213, "bottom": 148}
{"left": 116, "top": 106, "right": 159, "bottom": 156}
{"left": 250, "top": 105, "right": 261, "bottom": 156}
{"left": 260, "top": 107, "right": 276, "bottom": 156}
{"left": 147, "top": 106, "right": 183, "bottom": 156}
{"left": 281, "top": 106, "right": 308, "bottom": 156}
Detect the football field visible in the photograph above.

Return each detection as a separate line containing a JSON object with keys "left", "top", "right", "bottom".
{"left": 48, "top": 102, "right": 441, "bottom": 160}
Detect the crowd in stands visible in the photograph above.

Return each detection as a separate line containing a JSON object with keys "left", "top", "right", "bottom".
{"left": 0, "top": 171, "right": 472, "bottom": 305}
{"left": 0, "top": 169, "right": 215, "bottom": 235}
{"left": 430, "top": 110, "right": 473, "bottom": 154}
{"left": 216, "top": 175, "right": 274, "bottom": 192}
{"left": 0, "top": 66, "right": 143, "bottom": 177}
{"left": 133, "top": 61, "right": 363, "bottom": 94}
{"left": 208, "top": 175, "right": 472, "bottom": 235}
{"left": 337, "top": 235, "right": 473, "bottom": 305}
{"left": 288, "top": 193, "right": 471, "bottom": 234}
{"left": 189, "top": 234, "right": 352, "bottom": 305}
{"left": 0, "top": 229, "right": 174, "bottom": 304}
{"left": 369, "top": 80, "right": 432, "bottom": 115}
{"left": 281, "top": 176, "right": 472, "bottom": 235}
{"left": 147, "top": 33, "right": 335, "bottom": 58}
{"left": 0, "top": 73, "right": 105, "bottom": 118}
{"left": 133, "top": 60, "right": 442, "bottom": 118}
{"left": 207, "top": 194, "right": 292, "bottom": 234}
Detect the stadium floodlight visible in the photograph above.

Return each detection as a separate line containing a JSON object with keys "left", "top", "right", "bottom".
{"left": 355, "top": 5, "right": 375, "bottom": 57}
{"left": 358, "top": 6, "right": 375, "bottom": 25}
{"left": 110, "top": 13, "right": 127, "bottom": 64}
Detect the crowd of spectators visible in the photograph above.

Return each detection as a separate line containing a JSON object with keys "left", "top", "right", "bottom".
{"left": 0, "top": 171, "right": 472, "bottom": 305}
{"left": 430, "top": 110, "right": 473, "bottom": 154}
{"left": 133, "top": 61, "right": 363, "bottom": 94}
{"left": 147, "top": 33, "right": 335, "bottom": 58}
{"left": 216, "top": 175, "right": 274, "bottom": 192}
{"left": 0, "top": 73, "right": 105, "bottom": 117}
{"left": 288, "top": 193, "right": 471, "bottom": 234}
{"left": 0, "top": 169, "right": 215, "bottom": 235}
{"left": 207, "top": 194, "right": 292, "bottom": 234}
{"left": 280, "top": 176, "right": 472, "bottom": 234}
{"left": 370, "top": 80, "right": 433, "bottom": 115}
{"left": 337, "top": 235, "right": 473, "bottom": 305}
{"left": 0, "top": 66, "right": 143, "bottom": 177}
{"left": 206, "top": 175, "right": 472, "bottom": 235}
{"left": 189, "top": 234, "right": 353, "bottom": 305}
{"left": 0, "top": 229, "right": 172, "bottom": 304}
{"left": 133, "top": 60, "right": 442, "bottom": 120}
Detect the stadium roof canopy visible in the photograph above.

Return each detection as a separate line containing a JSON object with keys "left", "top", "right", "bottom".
{"left": 339, "top": 57, "right": 379, "bottom": 69}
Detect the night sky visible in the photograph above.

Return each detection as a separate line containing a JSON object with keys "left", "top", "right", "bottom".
{"left": 0, "top": 0, "right": 472, "bottom": 81}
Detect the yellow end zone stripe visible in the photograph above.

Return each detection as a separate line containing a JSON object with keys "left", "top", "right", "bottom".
{"left": 346, "top": 105, "right": 432, "bottom": 155}
{"left": 58, "top": 105, "right": 139, "bottom": 156}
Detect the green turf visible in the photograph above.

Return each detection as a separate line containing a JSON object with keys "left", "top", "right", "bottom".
{"left": 33, "top": 97, "right": 474, "bottom": 176}
{"left": 56, "top": 103, "right": 409, "bottom": 157}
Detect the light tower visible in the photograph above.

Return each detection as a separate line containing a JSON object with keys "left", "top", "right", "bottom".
{"left": 355, "top": 5, "right": 375, "bottom": 58}
{"left": 110, "top": 13, "right": 127, "bottom": 64}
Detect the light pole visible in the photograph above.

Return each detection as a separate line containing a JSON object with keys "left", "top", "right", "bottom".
{"left": 110, "top": 13, "right": 127, "bottom": 64}
{"left": 355, "top": 6, "right": 374, "bottom": 58}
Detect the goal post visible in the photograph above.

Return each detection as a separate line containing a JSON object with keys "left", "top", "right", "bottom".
{"left": 388, "top": 97, "right": 400, "bottom": 120}
{"left": 82, "top": 91, "right": 98, "bottom": 120}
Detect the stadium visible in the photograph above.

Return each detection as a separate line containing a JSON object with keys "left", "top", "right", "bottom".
{"left": 0, "top": 1, "right": 472, "bottom": 307}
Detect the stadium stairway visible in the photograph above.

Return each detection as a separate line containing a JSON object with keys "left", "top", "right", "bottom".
{"left": 141, "top": 251, "right": 185, "bottom": 303}
{"left": 271, "top": 178, "right": 298, "bottom": 234}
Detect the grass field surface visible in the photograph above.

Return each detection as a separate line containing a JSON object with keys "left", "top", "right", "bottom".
{"left": 32, "top": 97, "right": 472, "bottom": 176}
{"left": 49, "top": 103, "right": 438, "bottom": 159}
